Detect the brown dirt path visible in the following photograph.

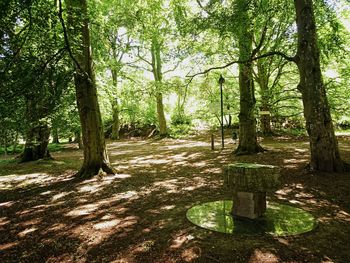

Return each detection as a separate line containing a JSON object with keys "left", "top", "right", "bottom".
{"left": 0, "top": 134, "right": 350, "bottom": 262}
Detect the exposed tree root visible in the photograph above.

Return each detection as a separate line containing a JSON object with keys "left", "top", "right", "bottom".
{"left": 233, "top": 144, "right": 266, "bottom": 156}
{"left": 75, "top": 162, "right": 116, "bottom": 179}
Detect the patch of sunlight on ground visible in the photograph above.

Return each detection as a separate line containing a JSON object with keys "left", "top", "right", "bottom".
{"left": 249, "top": 249, "right": 279, "bottom": 263}
{"left": 0, "top": 217, "right": 10, "bottom": 227}
{"left": 283, "top": 158, "right": 308, "bottom": 164}
{"left": 0, "top": 173, "right": 74, "bottom": 190}
{"left": 181, "top": 247, "right": 201, "bottom": 262}
{"left": 93, "top": 219, "right": 121, "bottom": 230}
{"left": 108, "top": 140, "right": 149, "bottom": 148}
{"left": 0, "top": 201, "right": 16, "bottom": 208}
{"left": 67, "top": 203, "right": 100, "bottom": 217}
{"left": 0, "top": 242, "right": 18, "bottom": 250}
{"left": 109, "top": 150, "right": 142, "bottom": 156}
{"left": 129, "top": 156, "right": 171, "bottom": 165}
{"left": 153, "top": 179, "right": 179, "bottom": 193}
{"left": 161, "top": 141, "right": 210, "bottom": 150}
{"left": 46, "top": 223, "right": 66, "bottom": 233}
{"left": 336, "top": 210, "right": 350, "bottom": 221}
{"left": 98, "top": 191, "right": 139, "bottom": 206}
{"left": 72, "top": 216, "right": 139, "bottom": 246}
{"left": 18, "top": 227, "right": 38, "bottom": 237}
{"left": 52, "top": 191, "right": 73, "bottom": 201}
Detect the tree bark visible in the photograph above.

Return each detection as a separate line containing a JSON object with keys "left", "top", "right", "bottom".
{"left": 256, "top": 59, "right": 273, "bottom": 136}
{"left": 66, "top": 0, "right": 115, "bottom": 178}
{"left": 21, "top": 124, "right": 52, "bottom": 162}
{"left": 294, "top": 0, "right": 346, "bottom": 172}
{"left": 4, "top": 139, "right": 8, "bottom": 157}
{"left": 21, "top": 95, "right": 52, "bottom": 162}
{"left": 234, "top": 0, "right": 264, "bottom": 155}
{"left": 151, "top": 37, "right": 167, "bottom": 137}
{"left": 12, "top": 131, "right": 18, "bottom": 154}
{"left": 110, "top": 69, "right": 120, "bottom": 140}
{"left": 52, "top": 127, "right": 60, "bottom": 143}
{"left": 74, "top": 130, "right": 83, "bottom": 149}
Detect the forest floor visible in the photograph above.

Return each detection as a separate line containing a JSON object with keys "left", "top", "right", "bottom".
{"left": 1, "top": 131, "right": 350, "bottom": 263}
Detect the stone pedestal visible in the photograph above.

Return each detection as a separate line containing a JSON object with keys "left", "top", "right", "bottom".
{"left": 224, "top": 163, "right": 280, "bottom": 219}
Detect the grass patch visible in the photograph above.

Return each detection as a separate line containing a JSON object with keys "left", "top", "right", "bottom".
{"left": 48, "top": 143, "right": 64, "bottom": 152}
{"left": 0, "top": 159, "right": 17, "bottom": 165}
{"left": 0, "top": 145, "right": 23, "bottom": 155}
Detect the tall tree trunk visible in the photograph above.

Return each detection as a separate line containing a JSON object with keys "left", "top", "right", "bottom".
{"left": 256, "top": 59, "right": 272, "bottom": 136}
{"left": 294, "top": 0, "right": 346, "bottom": 172}
{"left": 66, "top": 0, "right": 115, "bottom": 178}
{"left": 151, "top": 37, "right": 167, "bottom": 137}
{"left": 234, "top": 0, "right": 264, "bottom": 155}
{"left": 110, "top": 69, "right": 120, "bottom": 140}
{"left": 156, "top": 92, "right": 167, "bottom": 136}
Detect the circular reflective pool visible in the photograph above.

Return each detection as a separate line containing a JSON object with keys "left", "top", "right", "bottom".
{"left": 186, "top": 200, "right": 316, "bottom": 236}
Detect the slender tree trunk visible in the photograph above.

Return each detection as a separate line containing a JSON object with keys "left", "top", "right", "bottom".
{"left": 66, "top": 0, "right": 115, "bottom": 178}
{"left": 4, "top": 139, "right": 8, "bottom": 157}
{"left": 256, "top": 59, "right": 272, "bottom": 136}
{"left": 52, "top": 127, "right": 60, "bottom": 143}
{"left": 156, "top": 92, "right": 167, "bottom": 136}
{"left": 110, "top": 69, "right": 120, "bottom": 140}
{"left": 294, "top": 0, "right": 346, "bottom": 172}
{"left": 151, "top": 37, "right": 167, "bottom": 137}
{"left": 74, "top": 130, "right": 83, "bottom": 149}
{"left": 234, "top": 0, "right": 264, "bottom": 155}
{"left": 12, "top": 131, "right": 18, "bottom": 154}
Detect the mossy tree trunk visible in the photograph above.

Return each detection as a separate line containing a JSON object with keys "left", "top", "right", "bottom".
{"left": 66, "top": 0, "right": 115, "bottom": 178}
{"left": 294, "top": 0, "right": 345, "bottom": 172}
{"left": 151, "top": 37, "right": 167, "bottom": 137}
{"left": 234, "top": 0, "right": 264, "bottom": 155}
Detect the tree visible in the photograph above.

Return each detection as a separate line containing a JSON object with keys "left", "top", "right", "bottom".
{"left": 131, "top": 0, "right": 182, "bottom": 137}
{"left": 232, "top": 0, "right": 264, "bottom": 154}
{"left": 293, "top": 0, "right": 347, "bottom": 172}
{"left": 91, "top": 0, "right": 136, "bottom": 140}
{"left": 0, "top": 0, "right": 70, "bottom": 162}
{"left": 62, "top": 0, "right": 116, "bottom": 178}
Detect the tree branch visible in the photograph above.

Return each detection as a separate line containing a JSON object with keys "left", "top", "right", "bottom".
{"left": 251, "top": 22, "right": 268, "bottom": 58}
{"left": 136, "top": 46, "right": 153, "bottom": 66}
{"left": 163, "top": 60, "right": 181, "bottom": 75}
{"left": 186, "top": 51, "right": 296, "bottom": 80}
{"left": 3, "top": 5, "right": 33, "bottom": 73}
{"left": 38, "top": 47, "right": 66, "bottom": 75}
{"left": 58, "top": 0, "right": 83, "bottom": 72}
{"left": 126, "top": 63, "right": 152, "bottom": 72}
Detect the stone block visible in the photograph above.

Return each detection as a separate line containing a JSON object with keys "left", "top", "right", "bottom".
{"left": 232, "top": 191, "right": 266, "bottom": 219}
{"left": 224, "top": 163, "right": 280, "bottom": 192}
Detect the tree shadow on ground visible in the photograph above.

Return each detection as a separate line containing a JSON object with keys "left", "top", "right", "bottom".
{"left": 0, "top": 135, "right": 350, "bottom": 262}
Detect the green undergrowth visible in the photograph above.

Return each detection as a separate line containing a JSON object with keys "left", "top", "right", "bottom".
{"left": 48, "top": 143, "right": 64, "bottom": 152}
{"left": 169, "top": 124, "right": 193, "bottom": 138}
